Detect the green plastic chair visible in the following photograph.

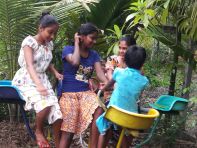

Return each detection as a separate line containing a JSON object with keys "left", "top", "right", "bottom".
{"left": 149, "top": 95, "right": 189, "bottom": 112}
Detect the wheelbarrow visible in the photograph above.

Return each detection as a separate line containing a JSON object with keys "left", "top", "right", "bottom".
{"left": 104, "top": 106, "right": 159, "bottom": 148}
{"left": 97, "top": 90, "right": 160, "bottom": 148}
{"left": 149, "top": 95, "right": 189, "bottom": 112}
{"left": 144, "top": 95, "right": 189, "bottom": 146}
{"left": 97, "top": 90, "right": 189, "bottom": 148}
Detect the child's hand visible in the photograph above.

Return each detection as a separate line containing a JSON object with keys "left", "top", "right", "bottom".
{"left": 36, "top": 84, "right": 48, "bottom": 96}
{"left": 55, "top": 72, "right": 63, "bottom": 81}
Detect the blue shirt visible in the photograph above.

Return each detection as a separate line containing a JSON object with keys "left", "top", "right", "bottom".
{"left": 61, "top": 46, "right": 100, "bottom": 92}
{"left": 96, "top": 67, "right": 149, "bottom": 134}
{"left": 108, "top": 67, "right": 149, "bottom": 113}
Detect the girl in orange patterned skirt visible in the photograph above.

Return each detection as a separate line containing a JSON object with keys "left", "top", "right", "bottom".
{"left": 59, "top": 23, "right": 108, "bottom": 148}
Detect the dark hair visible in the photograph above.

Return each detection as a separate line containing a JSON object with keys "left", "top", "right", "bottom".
{"left": 119, "top": 36, "right": 136, "bottom": 46}
{"left": 125, "top": 45, "right": 146, "bottom": 70}
{"left": 78, "top": 23, "right": 98, "bottom": 35}
{"left": 39, "top": 11, "right": 58, "bottom": 28}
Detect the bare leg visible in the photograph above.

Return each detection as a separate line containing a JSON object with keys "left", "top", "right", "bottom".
{"left": 35, "top": 106, "right": 51, "bottom": 147}
{"left": 97, "top": 129, "right": 112, "bottom": 148}
{"left": 59, "top": 131, "right": 74, "bottom": 148}
{"left": 89, "top": 107, "right": 104, "bottom": 148}
{"left": 52, "top": 119, "right": 62, "bottom": 148}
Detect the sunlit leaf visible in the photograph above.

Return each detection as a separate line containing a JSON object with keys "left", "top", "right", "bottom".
{"left": 126, "top": 12, "right": 138, "bottom": 22}
{"left": 113, "top": 42, "right": 119, "bottom": 55}
{"left": 114, "top": 25, "right": 121, "bottom": 39}
{"left": 164, "top": 0, "right": 170, "bottom": 9}
{"left": 145, "top": 9, "right": 155, "bottom": 17}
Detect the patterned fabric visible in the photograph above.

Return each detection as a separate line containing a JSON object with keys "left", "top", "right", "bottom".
{"left": 105, "top": 55, "right": 126, "bottom": 70}
{"left": 104, "top": 55, "right": 126, "bottom": 100}
{"left": 59, "top": 91, "right": 99, "bottom": 134}
{"left": 12, "top": 36, "right": 62, "bottom": 124}
{"left": 96, "top": 67, "right": 149, "bottom": 134}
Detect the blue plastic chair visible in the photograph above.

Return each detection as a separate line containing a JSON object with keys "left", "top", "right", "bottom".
{"left": 0, "top": 80, "right": 36, "bottom": 140}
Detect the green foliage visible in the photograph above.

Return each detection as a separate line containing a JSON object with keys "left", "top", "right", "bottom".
{"left": 87, "top": 0, "right": 132, "bottom": 29}
{"left": 190, "top": 97, "right": 197, "bottom": 103}
{"left": 169, "top": 0, "right": 197, "bottom": 40}
{"left": 0, "top": 0, "right": 97, "bottom": 79}
{"left": 83, "top": 0, "right": 135, "bottom": 58}
{"left": 136, "top": 30, "right": 154, "bottom": 49}
{"left": 126, "top": 0, "right": 156, "bottom": 28}
{"left": 0, "top": 0, "right": 37, "bottom": 79}
{"left": 50, "top": 0, "right": 97, "bottom": 23}
{"left": 105, "top": 24, "right": 124, "bottom": 56}
{"left": 146, "top": 25, "right": 192, "bottom": 62}
{"left": 144, "top": 61, "right": 170, "bottom": 88}
{"left": 125, "top": 0, "right": 197, "bottom": 64}
{"left": 150, "top": 113, "right": 189, "bottom": 147}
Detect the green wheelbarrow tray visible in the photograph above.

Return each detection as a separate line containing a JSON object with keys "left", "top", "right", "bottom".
{"left": 149, "top": 95, "right": 189, "bottom": 112}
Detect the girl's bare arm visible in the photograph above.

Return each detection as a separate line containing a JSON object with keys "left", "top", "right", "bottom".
{"left": 48, "top": 64, "right": 63, "bottom": 80}
{"left": 94, "top": 62, "right": 108, "bottom": 84}
{"left": 65, "top": 33, "right": 80, "bottom": 66}
{"left": 101, "top": 79, "right": 115, "bottom": 92}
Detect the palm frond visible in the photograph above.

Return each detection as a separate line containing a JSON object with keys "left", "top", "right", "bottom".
{"left": 145, "top": 24, "right": 195, "bottom": 62}
{"left": 0, "top": 0, "right": 98, "bottom": 78}
{"left": 87, "top": 0, "right": 132, "bottom": 29}
{"left": 0, "top": 0, "right": 38, "bottom": 78}
{"left": 177, "top": 2, "right": 197, "bottom": 41}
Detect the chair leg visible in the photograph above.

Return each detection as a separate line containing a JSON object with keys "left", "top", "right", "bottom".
{"left": 116, "top": 128, "right": 126, "bottom": 148}
{"left": 19, "top": 103, "right": 36, "bottom": 140}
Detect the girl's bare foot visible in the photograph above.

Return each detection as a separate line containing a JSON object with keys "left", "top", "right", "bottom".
{"left": 35, "top": 130, "right": 50, "bottom": 148}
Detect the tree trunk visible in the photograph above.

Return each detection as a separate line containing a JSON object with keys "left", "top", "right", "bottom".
{"left": 168, "top": 31, "right": 181, "bottom": 95}
{"left": 181, "top": 40, "right": 195, "bottom": 99}
{"left": 179, "top": 40, "right": 195, "bottom": 131}
{"left": 168, "top": 53, "right": 178, "bottom": 96}
{"left": 151, "top": 39, "right": 159, "bottom": 61}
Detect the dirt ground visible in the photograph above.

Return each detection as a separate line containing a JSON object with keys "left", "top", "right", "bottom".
{"left": 0, "top": 86, "right": 196, "bottom": 148}
{"left": 0, "top": 119, "right": 196, "bottom": 148}
{"left": 0, "top": 120, "right": 90, "bottom": 148}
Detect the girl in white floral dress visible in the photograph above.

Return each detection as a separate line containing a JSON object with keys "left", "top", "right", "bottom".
{"left": 12, "top": 12, "right": 62, "bottom": 148}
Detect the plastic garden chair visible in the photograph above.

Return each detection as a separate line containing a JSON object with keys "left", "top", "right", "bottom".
{"left": 0, "top": 80, "right": 36, "bottom": 140}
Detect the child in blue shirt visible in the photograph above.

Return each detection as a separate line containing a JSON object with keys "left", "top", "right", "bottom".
{"left": 96, "top": 45, "right": 149, "bottom": 147}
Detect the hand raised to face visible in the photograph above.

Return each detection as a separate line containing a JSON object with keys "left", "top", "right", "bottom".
{"left": 74, "top": 33, "right": 81, "bottom": 45}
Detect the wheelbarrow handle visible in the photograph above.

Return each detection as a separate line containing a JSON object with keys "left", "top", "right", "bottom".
{"left": 139, "top": 107, "right": 151, "bottom": 113}
{"left": 97, "top": 90, "right": 102, "bottom": 98}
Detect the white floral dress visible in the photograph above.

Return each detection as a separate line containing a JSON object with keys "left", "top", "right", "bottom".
{"left": 12, "top": 36, "right": 62, "bottom": 124}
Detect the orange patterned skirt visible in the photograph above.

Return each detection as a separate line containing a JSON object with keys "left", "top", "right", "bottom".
{"left": 59, "top": 91, "right": 99, "bottom": 134}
